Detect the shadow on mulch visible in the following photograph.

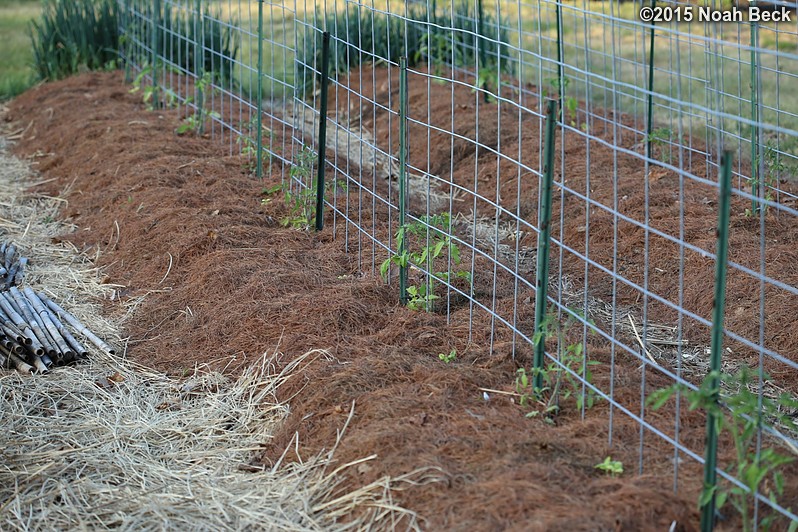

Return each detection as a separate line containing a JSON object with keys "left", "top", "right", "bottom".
{"left": 7, "top": 70, "right": 794, "bottom": 530}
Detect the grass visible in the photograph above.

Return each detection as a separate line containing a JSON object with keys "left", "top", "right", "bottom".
{"left": 202, "top": 0, "right": 798, "bottom": 154}
{"left": 6, "top": 0, "right": 795, "bottom": 166}
{"left": 30, "top": 0, "right": 120, "bottom": 82}
{"left": 0, "top": 0, "right": 41, "bottom": 100}
{"left": 506, "top": 1, "right": 798, "bottom": 161}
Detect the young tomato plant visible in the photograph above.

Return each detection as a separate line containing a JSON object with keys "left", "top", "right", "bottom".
{"left": 647, "top": 127, "right": 674, "bottom": 164}
{"left": 595, "top": 457, "right": 624, "bottom": 477}
{"left": 236, "top": 117, "right": 274, "bottom": 174}
{"left": 177, "top": 71, "right": 219, "bottom": 136}
{"left": 130, "top": 64, "right": 178, "bottom": 110}
{"left": 648, "top": 367, "right": 798, "bottom": 531}
{"left": 515, "top": 307, "right": 599, "bottom": 422}
{"left": 438, "top": 349, "right": 457, "bottom": 363}
{"left": 260, "top": 148, "right": 345, "bottom": 230}
{"left": 380, "top": 212, "right": 472, "bottom": 312}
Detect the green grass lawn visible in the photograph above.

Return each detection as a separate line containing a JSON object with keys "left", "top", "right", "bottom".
{"left": 518, "top": 2, "right": 798, "bottom": 160}
{"left": 215, "top": 0, "right": 798, "bottom": 159}
{"left": 0, "top": 0, "right": 40, "bottom": 101}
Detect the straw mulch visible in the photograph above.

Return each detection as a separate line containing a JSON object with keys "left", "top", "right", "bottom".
{"left": 0, "top": 133, "right": 437, "bottom": 531}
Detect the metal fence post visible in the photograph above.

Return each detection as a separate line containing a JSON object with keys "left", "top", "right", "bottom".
{"left": 151, "top": 0, "right": 161, "bottom": 108}
{"left": 700, "top": 150, "right": 734, "bottom": 532}
{"left": 314, "top": 31, "right": 331, "bottom": 231}
{"left": 398, "top": 56, "right": 409, "bottom": 305}
{"left": 256, "top": 0, "right": 264, "bottom": 180}
{"left": 122, "top": 0, "right": 131, "bottom": 82}
{"left": 533, "top": 99, "right": 558, "bottom": 392}
{"left": 750, "top": 4, "right": 761, "bottom": 215}
{"left": 477, "top": 0, "right": 488, "bottom": 103}
{"left": 645, "top": 0, "right": 656, "bottom": 163}
{"left": 555, "top": 0, "right": 564, "bottom": 108}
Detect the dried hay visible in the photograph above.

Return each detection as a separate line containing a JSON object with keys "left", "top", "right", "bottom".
{"left": 0, "top": 137, "right": 437, "bottom": 530}
{"left": 0, "top": 137, "right": 119, "bottom": 345}
{"left": 0, "top": 348, "right": 436, "bottom": 530}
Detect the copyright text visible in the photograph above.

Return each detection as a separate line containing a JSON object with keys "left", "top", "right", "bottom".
{"left": 639, "top": 5, "right": 793, "bottom": 23}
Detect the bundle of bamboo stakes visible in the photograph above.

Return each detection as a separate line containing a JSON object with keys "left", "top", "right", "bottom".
{"left": 0, "top": 242, "right": 114, "bottom": 374}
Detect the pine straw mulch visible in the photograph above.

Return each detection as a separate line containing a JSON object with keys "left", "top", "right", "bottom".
{"left": 11, "top": 70, "right": 788, "bottom": 530}
{"left": 0, "top": 124, "right": 437, "bottom": 531}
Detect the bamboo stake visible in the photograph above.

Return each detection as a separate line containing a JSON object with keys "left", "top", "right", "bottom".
{"left": 0, "top": 296, "right": 41, "bottom": 353}
{"left": 1, "top": 290, "right": 24, "bottom": 319}
{"left": 44, "top": 308, "right": 89, "bottom": 358}
{"left": 0, "top": 321, "right": 26, "bottom": 345}
{"left": 23, "top": 288, "right": 75, "bottom": 360}
{"left": 0, "top": 335, "right": 14, "bottom": 351}
{"left": 9, "top": 288, "right": 55, "bottom": 355}
{"left": 38, "top": 293, "right": 115, "bottom": 355}
{"left": 2, "top": 346, "right": 33, "bottom": 374}
{"left": 26, "top": 351, "right": 48, "bottom": 373}
{"left": 39, "top": 353, "right": 53, "bottom": 369}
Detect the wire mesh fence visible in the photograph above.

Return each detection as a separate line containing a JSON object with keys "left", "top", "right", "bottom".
{"left": 118, "top": 0, "right": 798, "bottom": 528}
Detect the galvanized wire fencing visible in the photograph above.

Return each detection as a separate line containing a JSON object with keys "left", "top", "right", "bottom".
{"left": 117, "top": 0, "right": 798, "bottom": 529}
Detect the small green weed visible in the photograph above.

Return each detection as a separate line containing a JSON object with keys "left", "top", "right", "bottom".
{"left": 595, "top": 457, "right": 624, "bottom": 477}
{"left": 649, "top": 367, "right": 798, "bottom": 531}
{"left": 438, "top": 349, "right": 457, "bottom": 364}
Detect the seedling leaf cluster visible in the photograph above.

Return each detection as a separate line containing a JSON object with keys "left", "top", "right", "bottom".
{"left": 381, "top": 212, "right": 472, "bottom": 312}
{"left": 649, "top": 367, "right": 798, "bottom": 531}
{"left": 515, "top": 308, "right": 599, "bottom": 421}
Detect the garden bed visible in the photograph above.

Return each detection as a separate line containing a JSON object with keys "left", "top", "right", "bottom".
{"left": 7, "top": 70, "right": 798, "bottom": 530}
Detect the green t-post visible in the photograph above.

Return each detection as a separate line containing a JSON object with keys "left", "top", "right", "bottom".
{"left": 532, "top": 99, "right": 559, "bottom": 393}
{"left": 315, "top": 31, "right": 331, "bottom": 231}
{"left": 700, "top": 150, "right": 733, "bottom": 532}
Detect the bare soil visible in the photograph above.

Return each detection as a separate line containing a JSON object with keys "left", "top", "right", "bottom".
{"left": 6, "top": 69, "right": 797, "bottom": 530}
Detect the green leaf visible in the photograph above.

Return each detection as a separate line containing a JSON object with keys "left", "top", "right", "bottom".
{"left": 433, "top": 239, "right": 446, "bottom": 259}
{"left": 379, "top": 258, "right": 391, "bottom": 280}
{"left": 774, "top": 471, "right": 785, "bottom": 496}
{"left": 699, "top": 484, "right": 717, "bottom": 508}
{"left": 715, "top": 490, "right": 728, "bottom": 511}
{"left": 647, "top": 386, "right": 677, "bottom": 410}
{"left": 450, "top": 243, "right": 461, "bottom": 264}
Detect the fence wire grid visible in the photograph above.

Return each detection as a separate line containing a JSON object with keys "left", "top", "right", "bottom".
{"left": 118, "top": 0, "right": 798, "bottom": 529}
